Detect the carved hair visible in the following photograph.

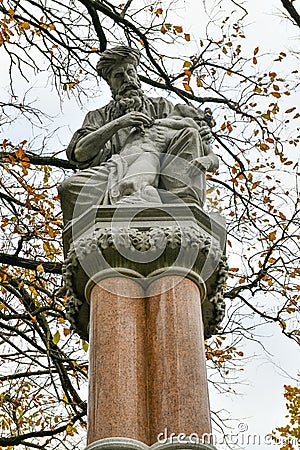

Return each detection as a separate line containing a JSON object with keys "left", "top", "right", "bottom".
{"left": 96, "top": 46, "right": 141, "bottom": 82}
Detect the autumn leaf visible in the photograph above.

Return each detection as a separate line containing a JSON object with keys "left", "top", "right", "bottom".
{"left": 183, "top": 82, "right": 192, "bottom": 91}
{"left": 52, "top": 330, "right": 60, "bottom": 345}
{"left": 173, "top": 25, "right": 183, "bottom": 33}
{"left": 155, "top": 8, "right": 163, "bottom": 16}
{"left": 271, "top": 92, "right": 281, "bottom": 98}
{"left": 196, "top": 77, "right": 203, "bottom": 87}
{"left": 259, "top": 143, "right": 270, "bottom": 151}
{"left": 279, "top": 212, "right": 286, "bottom": 220}
{"left": 268, "top": 230, "right": 277, "bottom": 241}
{"left": 82, "top": 340, "right": 89, "bottom": 352}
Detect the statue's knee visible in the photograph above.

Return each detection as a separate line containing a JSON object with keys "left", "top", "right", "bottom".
{"left": 57, "top": 177, "right": 72, "bottom": 199}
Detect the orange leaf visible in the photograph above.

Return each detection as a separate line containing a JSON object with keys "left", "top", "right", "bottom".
{"left": 268, "top": 230, "right": 277, "bottom": 241}
{"left": 155, "top": 8, "right": 163, "bottom": 16}
{"left": 279, "top": 212, "right": 286, "bottom": 220}
{"left": 254, "top": 47, "right": 259, "bottom": 55}
{"left": 184, "top": 33, "right": 190, "bottom": 41}
{"left": 196, "top": 77, "right": 203, "bottom": 87}
{"left": 15, "top": 148, "right": 26, "bottom": 159}
{"left": 271, "top": 92, "right": 281, "bottom": 98}
{"left": 173, "top": 25, "right": 183, "bottom": 33}
{"left": 259, "top": 143, "right": 270, "bottom": 151}
{"left": 183, "top": 83, "right": 192, "bottom": 91}
{"left": 285, "top": 107, "right": 296, "bottom": 114}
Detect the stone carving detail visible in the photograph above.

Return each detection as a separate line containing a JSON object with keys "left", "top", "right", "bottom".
{"left": 62, "top": 225, "right": 228, "bottom": 340}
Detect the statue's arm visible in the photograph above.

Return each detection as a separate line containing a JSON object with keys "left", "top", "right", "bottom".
{"left": 73, "top": 111, "right": 154, "bottom": 163}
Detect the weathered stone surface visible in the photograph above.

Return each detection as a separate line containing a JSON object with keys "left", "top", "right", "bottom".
{"left": 62, "top": 203, "right": 228, "bottom": 340}
{"left": 58, "top": 46, "right": 219, "bottom": 227}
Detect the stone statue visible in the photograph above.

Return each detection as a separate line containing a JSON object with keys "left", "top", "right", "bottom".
{"left": 58, "top": 46, "right": 219, "bottom": 224}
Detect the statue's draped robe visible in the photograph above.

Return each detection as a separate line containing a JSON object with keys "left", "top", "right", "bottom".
{"left": 59, "top": 96, "right": 206, "bottom": 224}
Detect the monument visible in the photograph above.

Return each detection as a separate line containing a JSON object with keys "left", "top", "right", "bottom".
{"left": 59, "top": 46, "right": 227, "bottom": 450}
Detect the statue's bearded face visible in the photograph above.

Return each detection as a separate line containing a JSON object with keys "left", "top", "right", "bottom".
{"left": 108, "top": 62, "right": 141, "bottom": 98}
{"left": 108, "top": 61, "right": 143, "bottom": 118}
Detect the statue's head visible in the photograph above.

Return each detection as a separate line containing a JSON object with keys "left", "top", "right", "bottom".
{"left": 96, "top": 46, "right": 143, "bottom": 110}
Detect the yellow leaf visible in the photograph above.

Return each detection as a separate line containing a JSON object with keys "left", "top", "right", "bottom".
{"left": 20, "top": 22, "right": 30, "bottom": 30}
{"left": 183, "top": 61, "right": 191, "bottom": 68}
{"left": 82, "top": 340, "right": 89, "bottom": 352}
{"left": 279, "top": 319, "right": 286, "bottom": 330}
{"left": 36, "top": 264, "right": 44, "bottom": 272}
{"left": 49, "top": 23, "right": 56, "bottom": 30}
{"left": 52, "top": 330, "right": 60, "bottom": 345}
{"left": 268, "top": 230, "right": 277, "bottom": 241}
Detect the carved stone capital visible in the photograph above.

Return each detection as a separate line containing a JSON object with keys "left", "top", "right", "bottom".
{"left": 62, "top": 204, "right": 228, "bottom": 340}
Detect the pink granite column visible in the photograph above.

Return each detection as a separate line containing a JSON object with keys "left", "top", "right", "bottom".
{"left": 146, "top": 276, "right": 211, "bottom": 445}
{"left": 87, "top": 277, "right": 149, "bottom": 445}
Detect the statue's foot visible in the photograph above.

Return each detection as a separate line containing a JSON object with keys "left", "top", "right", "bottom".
{"left": 116, "top": 185, "right": 162, "bottom": 205}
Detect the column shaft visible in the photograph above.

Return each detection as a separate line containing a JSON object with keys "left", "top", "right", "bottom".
{"left": 87, "top": 277, "right": 149, "bottom": 445}
{"left": 146, "top": 276, "right": 211, "bottom": 444}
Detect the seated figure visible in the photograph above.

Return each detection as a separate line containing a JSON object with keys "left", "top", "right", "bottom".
{"left": 108, "top": 103, "right": 218, "bottom": 204}
{"left": 58, "top": 46, "right": 219, "bottom": 225}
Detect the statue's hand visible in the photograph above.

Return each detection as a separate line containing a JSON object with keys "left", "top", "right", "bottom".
{"left": 115, "top": 111, "right": 154, "bottom": 130}
{"left": 198, "top": 125, "right": 212, "bottom": 143}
